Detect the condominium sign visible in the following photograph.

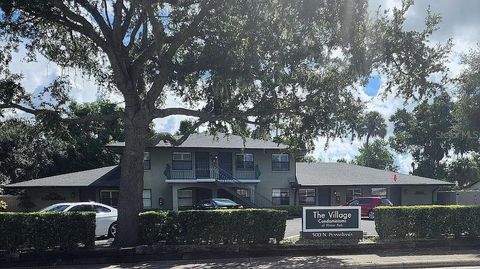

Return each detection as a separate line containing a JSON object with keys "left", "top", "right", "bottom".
{"left": 302, "top": 206, "right": 362, "bottom": 239}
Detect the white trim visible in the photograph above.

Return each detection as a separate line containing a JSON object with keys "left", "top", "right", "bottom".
{"left": 165, "top": 179, "right": 260, "bottom": 184}
{"left": 302, "top": 206, "right": 362, "bottom": 232}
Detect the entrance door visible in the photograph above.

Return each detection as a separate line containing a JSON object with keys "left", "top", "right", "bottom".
{"left": 390, "top": 186, "right": 402, "bottom": 205}
{"left": 317, "top": 187, "right": 331, "bottom": 206}
{"left": 218, "top": 152, "right": 233, "bottom": 180}
{"left": 195, "top": 152, "right": 210, "bottom": 178}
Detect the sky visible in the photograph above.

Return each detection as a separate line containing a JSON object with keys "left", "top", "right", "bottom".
{"left": 6, "top": 0, "right": 480, "bottom": 174}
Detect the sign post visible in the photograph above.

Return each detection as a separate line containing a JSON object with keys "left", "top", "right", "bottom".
{"left": 301, "top": 206, "right": 363, "bottom": 240}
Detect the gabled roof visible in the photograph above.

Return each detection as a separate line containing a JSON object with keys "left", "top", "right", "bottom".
{"left": 296, "top": 162, "right": 454, "bottom": 186}
{"left": 107, "top": 132, "right": 288, "bottom": 150}
{"left": 5, "top": 166, "right": 120, "bottom": 188}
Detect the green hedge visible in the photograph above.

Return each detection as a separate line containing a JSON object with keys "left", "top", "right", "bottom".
{"left": 375, "top": 205, "right": 480, "bottom": 239}
{"left": 0, "top": 212, "right": 95, "bottom": 251}
{"left": 139, "top": 209, "right": 287, "bottom": 245}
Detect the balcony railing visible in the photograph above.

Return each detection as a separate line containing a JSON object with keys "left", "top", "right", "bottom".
{"left": 164, "top": 164, "right": 260, "bottom": 181}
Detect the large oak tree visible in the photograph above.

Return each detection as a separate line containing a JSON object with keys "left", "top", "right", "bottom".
{"left": 0, "top": 0, "right": 451, "bottom": 246}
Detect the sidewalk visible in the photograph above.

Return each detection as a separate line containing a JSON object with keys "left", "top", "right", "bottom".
{"left": 58, "top": 249, "right": 480, "bottom": 268}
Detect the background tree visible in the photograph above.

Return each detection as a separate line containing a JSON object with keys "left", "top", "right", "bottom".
{"left": 354, "top": 140, "right": 398, "bottom": 171}
{"left": 0, "top": 119, "right": 66, "bottom": 185}
{"left": 451, "top": 48, "right": 480, "bottom": 154}
{"left": 446, "top": 154, "right": 480, "bottom": 188}
{"left": 175, "top": 119, "right": 198, "bottom": 137}
{"left": 0, "top": 0, "right": 451, "bottom": 246}
{"left": 389, "top": 92, "right": 453, "bottom": 178}
{"left": 0, "top": 100, "right": 124, "bottom": 186}
{"left": 357, "top": 111, "right": 387, "bottom": 146}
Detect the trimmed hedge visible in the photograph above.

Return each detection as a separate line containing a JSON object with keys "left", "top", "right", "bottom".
{"left": 375, "top": 205, "right": 480, "bottom": 239}
{"left": 0, "top": 212, "right": 95, "bottom": 251}
{"left": 139, "top": 209, "right": 287, "bottom": 245}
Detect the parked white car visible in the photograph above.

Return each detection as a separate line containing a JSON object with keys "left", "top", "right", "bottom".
{"left": 41, "top": 202, "right": 117, "bottom": 238}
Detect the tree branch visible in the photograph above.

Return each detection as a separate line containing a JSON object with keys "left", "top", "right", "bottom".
{"left": 0, "top": 103, "right": 123, "bottom": 123}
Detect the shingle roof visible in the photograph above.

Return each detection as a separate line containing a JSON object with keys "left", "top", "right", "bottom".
{"left": 107, "top": 132, "right": 288, "bottom": 150}
{"left": 296, "top": 162, "right": 454, "bottom": 186}
{"left": 5, "top": 166, "right": 120, "bottom": 188}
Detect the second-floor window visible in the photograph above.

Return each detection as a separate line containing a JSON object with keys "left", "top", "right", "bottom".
{"left": 272, "top": 153, "right": 289, "bottom": 171}
{"left": 172, "top": 152, "right": 192, "bottom": 170}
{"left": 144, "top": 152, "right": 151, "bottom": 170}
{"left": 236, "top": 153, "right": 254, "bottom": 170}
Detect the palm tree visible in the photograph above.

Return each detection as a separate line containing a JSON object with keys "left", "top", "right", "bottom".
{"left": 359, "top": 111, "right": 387, "bottom": 146}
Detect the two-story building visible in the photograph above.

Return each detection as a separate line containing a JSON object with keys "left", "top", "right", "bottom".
{"left": 4, "top": 133, "right": 453, "bottom": 211}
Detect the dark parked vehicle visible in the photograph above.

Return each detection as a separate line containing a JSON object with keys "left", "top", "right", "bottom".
{"left": 345, "top": 197, "right": 393, "bottom": 220}
{"left": 195, "top": 198, "right": 243, "bottom": 209}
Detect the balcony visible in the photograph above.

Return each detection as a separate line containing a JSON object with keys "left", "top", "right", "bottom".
{"left": 164, "top": 164, "right": 261, "bottom": 183}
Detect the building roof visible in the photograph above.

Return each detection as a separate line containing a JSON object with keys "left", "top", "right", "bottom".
{"left": 5, "top": 166, "right": 120, "bottom": 188}
{"left": 296, "top": 162, "right": 454, "bottom": 186}
{"left": 107, "top": 132, "right": 288, "bottom": 150}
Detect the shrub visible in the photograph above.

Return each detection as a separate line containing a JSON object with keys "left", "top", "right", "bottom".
{"left": 375, "top": 205, "right": 480, "bottom": 240}
{"left": 139, "top": 209, "right": 287, "bottom": 245}
{"left": 276, "top": 206, "right": 303, "bottom": 218}
{"left": 139, "top": 210, "right": 178, "bottom": 245}
{"left": 0, "top": 212, "right": 95, "bottom": 252}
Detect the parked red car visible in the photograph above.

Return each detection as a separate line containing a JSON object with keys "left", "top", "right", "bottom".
{"left": 345, "top": 197, "right": 393, "bottom": 220}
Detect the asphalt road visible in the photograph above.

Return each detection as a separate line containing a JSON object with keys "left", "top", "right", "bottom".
{"left": 284, "top": 218, "right": 377, "bottom": 238}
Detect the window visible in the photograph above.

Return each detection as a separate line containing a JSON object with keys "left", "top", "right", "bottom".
{"left": 272, "top": 153, "right": 290, "bottom": 171}
{"left": 144, "top": 152, "right": 151, "bottom": 170}
{"left": 94, "top": 205, "right": 111, "bottom": 213}
{"left": 143, "top": 189, "right": 152, "bottom": 208}
{"left": 349, "top": 199, "right": 360, "bottom": 206}
{"left": 236, "top": 153, "right": 254, "bottom": 170}
{"left": 371, "top": 187, "right": 387, "bottom": 198}
{"left": 299, "top": 188, "right": 316, "bottom": 205}
{"left": 100, "top": 190, "right": 119, "bottom": 207}
{"left": 236, "top": 188, "right": 250, "bottom": 198}
{"left": 272, "top": 188, "right": 290, "bottom": 206}
{"left": 178, "top": 189, "right": 193, "bottom": 208}
{"left": 172, "top": 152, "right": 192, "bottom": 170}
{"left": 69, "top": 204, "right": 94, "bottom": 212}
{"left": 346, "top": 188, "right": 362, "bottom": 202}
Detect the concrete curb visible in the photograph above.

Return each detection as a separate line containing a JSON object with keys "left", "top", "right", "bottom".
{"left": 349, "top": 260, "right": 480, "bottom": 269}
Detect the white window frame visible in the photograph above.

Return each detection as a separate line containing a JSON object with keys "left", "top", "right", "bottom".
{"left": 272, "top": 153, "right": 290, "bottom": 171}
{"left": 371, "top": 187, "right": 388, "bottom": 198}
{"left": 172, "top": 152, "right": 192, "bottom": 171}
{"left": 236, "top": 153, "right": 254, "bottom": 170}
{"left": 100, "top": 190, "right": 119, "bottom": 207}
{"left": 346, "top": 188, "right": 362, "bottom": 202}
{"left": 143, "top": 189, "right": 152, "bottom": 208}
{"left": 298, "top": 188, "right": 316, "bottom": 205}
{"left": 178, "top": 189, "right": 193, "bottom": 208}
{"left": 272, "top": 188, "right": 290, "bottom": 206}
{"left": 144, "top": 152, "right": 151, "bottom": 170}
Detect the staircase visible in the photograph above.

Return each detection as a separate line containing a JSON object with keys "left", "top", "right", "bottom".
{"left": 212, "top": 165, "right": 272, "bottom": 208}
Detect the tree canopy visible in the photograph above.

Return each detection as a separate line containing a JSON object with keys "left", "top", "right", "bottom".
{"left": 354, "top": 140, "right": 398, "bottom": 171}
{"left": 0, "top": 0, "right": 452, "bottom": 246}
{"left": 0, "top": 100, "right": 124, "bottom": 186}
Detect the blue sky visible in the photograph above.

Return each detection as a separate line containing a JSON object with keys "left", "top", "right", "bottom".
{"left": 365, "top": 76, "right": 381, "bottom": 96}
{"left": 5, "top": 0, "right": 480, "bottom": 174}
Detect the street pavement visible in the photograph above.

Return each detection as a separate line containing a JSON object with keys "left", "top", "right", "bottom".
{"left": 52, "top": 249, "right": 480, "bottom": 268}
{"left": 284, "top": 218, "right": 377, "bottom": 238}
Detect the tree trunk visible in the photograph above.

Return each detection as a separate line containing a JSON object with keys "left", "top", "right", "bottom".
{"left": 365, "top": 133, "right": 371, "bottom": 147}
{"left": 113, "top": 109, "right": 149, "bottom": 247}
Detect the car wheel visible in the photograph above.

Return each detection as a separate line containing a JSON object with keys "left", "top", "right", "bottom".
{"left": 108, "top": 222, "right": 118, "bottom": 238}
{"left": 368, "top": 210, "right": 375, "bottom": 220}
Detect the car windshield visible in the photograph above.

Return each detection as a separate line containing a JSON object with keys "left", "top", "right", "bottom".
{"left": 213, "top": 199, "right": 238, "bottom": 206}
{"left": 41, "top": 204, "right": 70, "bottom": 212}
{"left": 381, "top": 198, "right": 393, "bottom": 205}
